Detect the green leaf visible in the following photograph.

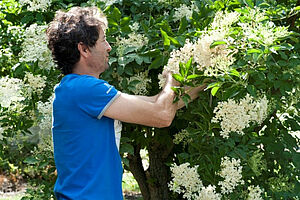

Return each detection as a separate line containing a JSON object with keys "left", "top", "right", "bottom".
{"left": 123, "top": 46, "right": 139, "bottom": 54}
{"left": 247, "top": 85, "right": 257, "bottom": 97}
{"left": 179, "top": 62, "right": 185, "bottom": 77}
{"left": 149, "top": 55, "right": 164, "bottom": 70}
{"left": 172, "top": 74, "right": 184, "bottom": 82}
{"left": 187, "top": 74, "right": 201, "bottom": 80}
{"left": 169, "top": 36, "right": 180, "bottom": 46}
{"left": 120, "top": 143, "right": 134, "bottom": 155}
{"left": 211, "top": 86, "right": 220, "bottom": 96}
{"left": 244, "top": 0, "right": 254, "bottom": 8}
{"left": 160, "top": 28, "right": 170, "bottom": 48}
{"left": 24, "top": 156, "right": 39, "bottom": 165}
{"left": 229, "top": 69, "right": 240, "bottom": 77}
{"left": 247, "top": 48, "right": 262, "bottom": 54}
{"left": 120, "top": 16, "right": 130, "bottom": 27}
{"left": 210, "top": 40, "right": 227, "bottom": 49}
{"left": 111, "top": 7, "right": 121, "bottom": 22}
{"left": 178, "top": 17, "right": 188, "bottom": 34}
{"left": 181, "top": 94, "right": 191, "bottom": 108}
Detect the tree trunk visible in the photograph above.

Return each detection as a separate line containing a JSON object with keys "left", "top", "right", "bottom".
{"left": 127, "top": 138, "right": 174, "bottom": 200}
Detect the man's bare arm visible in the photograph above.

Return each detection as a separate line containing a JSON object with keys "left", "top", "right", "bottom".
{"left": 104, "top": 73, "right": 177, "bottom": 128}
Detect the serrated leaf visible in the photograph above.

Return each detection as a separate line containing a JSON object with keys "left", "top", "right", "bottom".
{"left": 24, "top": 156, "right": 39, "bottom": 165}
{"left": 187, "top": 74, "right": 201, "bottom": 80}
{"left": 149, "top": 55, "right": 164, "bottom": 70}
{"left": 120, "top": 143, "right": 134, "bottom": 155}
{"left": 172, "top": 74, "right": 184, "bottom": 82}
{"left": 181, "top": 94, "right": 191, "bottom": 108}
{"left": 178, "top": 17, "right": 188, "bottom": 34}
{"left": 160, "top": 29, "right": 170, "bottom": 48}
{"left": 247, "top": 48, "right": 262, "bottom": 54}
{"left": 211, "top": 86, "right": 220, "bottom": 96}
{"left": 210, "top": 40, "right": 227, "bottom": 48}
{"left": 247, "top": 85, "right": 257, "bottom": 97}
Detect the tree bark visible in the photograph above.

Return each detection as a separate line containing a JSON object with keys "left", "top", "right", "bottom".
{"left": 128, "top": 144, "right": 150, "bottom": 200}
{"left": 127, "top": 137, "right": 174, "bottom": 200}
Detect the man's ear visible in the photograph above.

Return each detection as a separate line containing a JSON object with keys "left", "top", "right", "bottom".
{"left": 77, "top": 42, "right": 90, "bottom": 58}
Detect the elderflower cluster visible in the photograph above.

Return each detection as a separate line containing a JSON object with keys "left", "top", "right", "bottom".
{"left": 20, "top": 24, "right": 55, "bottom": 70}
{"left": 116, "top": 33, "right": 148, "bottom": 57}
{"left": 218, "top": 156, "right": 244, "bottom": 194}
{"left": 37, "top": 95, "right": 54, "bottom": 131}
{"left": 128, "top": 71, "right": 151, "bottom": 95}
{"left": 247, "top": 185, "right": 264, "bottom": 200}
{"left": 169, "top": 163, "right": 203, "bottom": 200}
{"left": 169, "top": 163, "right": 222, "bottom": 199}
{"left": 194, "top": 185, "right": 222, "bottom": 200}
{"left": 212, "top": 94, "right": 268, "bottom": 138}
{"left": 173, "top": 2, "right": 199, "bottom": 22}
{"left": 159, "top": 11, "right": 240, "bottom": 86}
{"left": 129, "top": 22, "right": 139, "bottom": 32}
{"left": 173, "top": 129, "right": 192, "bottom": 145}
{"left": 19, "top": 0, "right": 52, "bottom": 11}
{"left": 239, "top": 9, "right": 290, "bottom": 47}
{"left": 24, "top": 72, "right": 47, "bottom": 97}
{"left": 0, "top": 76, "right": 25, "bottom": 108}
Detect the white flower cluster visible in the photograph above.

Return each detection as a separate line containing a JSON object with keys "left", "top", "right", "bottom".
{"left": 218, "top": 156, "right": 244, "bottom": 194}
{"left": 24, "top": 72, "right": 47, "bottom": 97}
{"left": 0, "top": 76, "right": 25, "bottom": 108}
{"left": 173, "top": 129, "right": 192, "bottom": 145}
{"left": 247, "top": 185, "right": 264, "bottom": 200}
{"left": 169, "top": 163, "right": 203, "bottom": 200}
{"left": 37, "top": 94, "right": 54, "bottom": 131}
{"left": 194, "top": 185, "right": 221, "bottom": 200}
{"left": 239, "top": 9, "right": 290, "bottom": 46}
{"left": 159, "top": 11, "right": 240, "bottom": 86}
{"left": 169, "top": 163, "right": 222, "bottom": 200}
{"left": 116, "top": 33, "right": 148, "bottom": 57}
{"left": 212, "top": 94, "right": 268, "bottom": 139}
{"left": 19, "top": 0, "right": 52, "bottom": 11}
{"left": 173, "top": 2, "right": 199, "bottom": 22}
{"left": 20, "top": 24, "right": 55, "bottom": 70}
{"left": 128, "top": 71, "right": 151, "bottom": 95}
{"left": 129, "top": 22, "right": 139, "bottom": 32}
{"left": 165, "top": 39, "right": 195, "bottom": 74}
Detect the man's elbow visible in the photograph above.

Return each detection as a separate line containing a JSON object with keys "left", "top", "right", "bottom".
{"left": 156, "top": 112, "right": 175, "bottom": 128}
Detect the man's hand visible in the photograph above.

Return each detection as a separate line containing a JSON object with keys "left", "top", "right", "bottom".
{"left": 177, "top": 84, "right": 207, "bottom": 110}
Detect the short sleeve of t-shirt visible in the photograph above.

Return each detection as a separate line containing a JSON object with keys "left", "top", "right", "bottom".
{"left": 76, "top": 76, "right": 120, "bottom": 119}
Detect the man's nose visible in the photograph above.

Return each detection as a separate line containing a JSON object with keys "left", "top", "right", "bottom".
{"left": 106, "top": 42, "right": 111, "bottom": 52}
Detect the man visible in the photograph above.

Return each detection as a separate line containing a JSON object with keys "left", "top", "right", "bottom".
{"left": 47, "top": 6, "right": 204, "bottom": 200}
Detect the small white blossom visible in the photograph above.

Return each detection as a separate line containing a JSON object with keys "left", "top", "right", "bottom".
{"left": 218, "top": 156, "right": 244, "bottom": 194}
{"left": 169, "top": 163, "right": 203, "bottom": 200}
{"left": 173, "top": 2, "right": 199, "bottom": 22}
{"left": 0, "top": 76, "right": 25, "bottom": 108}
{"left": 129, "top": 22, "right": 139, "bottom": 32}
{"left": 128, "top": 71, "right": 151, "bottom": 95}
{"left": 37, "top": 94, "right": 54, "bottom": 131}
{"left": 24, "top": 72, "right": 47, "bottom": 97}
{"left": 194, "top": 185, "right": 222, "bottom": 200}
{"left": 116, "top": 33, "right": 148, "bottom": 57}
{"left": 239, "top": 9, "right": 290, "bottom": 47}
{"left": 212, "top": 94, "right": 269, "bottom": 138}
{"left": 165, "top": 39, "right": 195, "bottom": 74}
{"left": 247, "top": 185, "right": 264, "bottom": 200}
{"left": 20, "top": 24, "right": 56, "bottom": 70}
{"left": 19, "top": 0, "right": 52, "bottom": 11}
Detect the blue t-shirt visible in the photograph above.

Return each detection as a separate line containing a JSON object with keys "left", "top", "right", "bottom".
{"left": 52, "top": 74, "right": 123, "bottom": 200}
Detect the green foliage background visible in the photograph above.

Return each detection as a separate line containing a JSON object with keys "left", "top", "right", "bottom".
{"left": 0, "top": 0, "right": 299, "bottom": 199}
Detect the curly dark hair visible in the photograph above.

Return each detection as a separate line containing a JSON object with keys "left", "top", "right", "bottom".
{"left": 46, "top": 7, "right": 107, "bottom": 75}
